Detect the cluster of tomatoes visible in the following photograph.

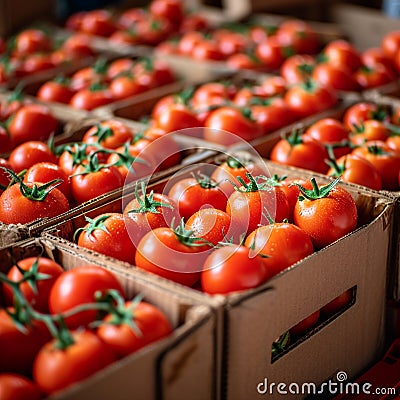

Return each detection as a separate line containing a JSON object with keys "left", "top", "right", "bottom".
{"left": 0, "top": 28, "right": 96, "bottom": 85}
{"left": 0, "top": 93, "right": 59, "bottom": 154}
{"left": 0, "top": 118, "right": 181, "bottom": 225}
{"left": 72, "top": 155, "right": 358, "bottom": 297}
{"left": 35, "top": 57, "right": 176, "bottom": 111}
{"left": 157, "top": 18, "right": 323, "bottom": 71}
{"left": 65, "top": 0, "right": 210, "bottom": 46}
{"left": 144, "top": 77, "right": 338, "bottom": 146}
{"left": 270, "top": 101, "right": 400, "bottom": 191}
{"left": 0, "top": 258, "right": 172, "bottom": 397}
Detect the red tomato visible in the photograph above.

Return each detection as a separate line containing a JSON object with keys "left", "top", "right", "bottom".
{"left": 352, "top": 140, "right": 400, "bottom": 190}
{"left": 204, "top": 106, "right": 264, "bottom": 145}
{"left": 8, "top": 104, "right": 58, "bottom": 145}
{"left": 70, "top": 159, "right": 124, "bottom": 204}
{"left": 321, "top": 289, "right": 352, "bottom": 316}
{"left": 186, "top": 208, "right": 233, "bottom": 245}
{"left": 0, "top": 125, "right": 13, "bottom": 154}
{"left": 192, "top": 40, "right": 225, "bottom": 61}
{"left": 135, "top": 225, "right": 209, "bottom": 286}
{"left": 36, "top": 80, "right": 75, "bottom": 104}
{"left": 303, "top": 118, "right": 350, "bottom": 158}
{"left": 150, "top": 0, "right": 184, "bottom": 26}
{"left": 79, "top": 9, "right": 116, "bottom": 37}
{"left": 343, "top": 102, "right": 389, "bottom": 130}
{"left": 0, "top": 180, "right": 70, "bottom": 224}
{"left": 284, "top": 80, "right": 338, "bottom": 119}
{"left": 75, "top": 213, "right": 137, "bottom": 264}
{"left": 20, "top": 54, "right": 54, "bottom": 75}
{"left": 109, "top": 75, "right": 146, "bottom": 100}
{"left": 190, "top": 82, "right": 235, "bottom": 110}
{"left": 97, "top": 300, "right": 172, "bottom": 358}
{"left": 362, "top": 47, "right": 396, "bottom": 73}
{"left": 279, "top": 177, "right": 310, "bottom": 221}
{"left": 293, "top": 178, "right": 358, "bottom": 249}
{"left": 270, "top": 131, "right": 329, "bottom": 174}
{"left": 0, "top": 374, "right": 43, "bottom": 400}
{"left": 0, "top": 158, "right": 12, "bottom": 193}
{"left": 280, "top": 54, "right": 315, "bottom": 85}
{"left": 354, "top": 64, "right": 396, "bottom": 89}
{"left": 82, "top": 120, "right": 134, "bottom": 150}
{"left": 69, "top": 87, "right": 113, "bottom": 110}
{"left": 23, "top": 162, "right": 72, "bottom": 201}
{"left": 245, "top": 223, "right": 314, "bottom": 278}
{"left": 33, "top": 330, "right": 116, "bottom": 395}
{"left": 153, "top": 103, "right": 200, "bottom": 133}
{"left": 3, "top": 257, "right": 64, "bottom": 313}
{"left": 201, "top": 245, "right": 270, "bottom": 295}
{"left": 226, "top": 53, "right": 262, "bottom": 71}
{"left": 226, "top": 174, "right": 290, "bottom": 235}
{"left": 290, "top": 310, "right": 320, "bottom": 337}
{"left": 178, "top": 31, "right": 205, "bottom": 55}
{"left": 255, "top": 36, "right": 290, "bottom": 71}
{"left": 349, "top": 119, "right": 390, "bottom": 146}
{"left": 48, "top": 265, "right": 125, "bottom": 329}
{"left": 260, "top": 76, "right": 287, "bottom": 97}
{"left": 381, "top": 30, "right": 400, "bottom": 59}
{"left": 168, "top": 175, "right": 228, "bottom": 220}
{"left": 61, "top": 33, "right": 95, "bottom": 58}
{"left": 327, "top": 154, "right": 382, "bottom": 191}
{"left": 13, "top": 29, "right": 51, "bottom": 55}
{"left": 0, "top": 309, "right": 50, "bottom": 375}
{"left": 312, "top": 62, "right": 360, "bottom": 92}
{"left": 322, "top": 40, "right": 362, "bottom": 72}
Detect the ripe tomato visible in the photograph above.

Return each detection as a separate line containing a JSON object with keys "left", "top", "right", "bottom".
{"left": 70, "top": 158, "right": 124, "bottom": 204}
{"left": 381, "top": 30, "right": 400, "bottom": 59}
{"left": 201, "top": 245, "right": 270, "bottom": 295}
{"left": 280, "top": 54, "right": 315, "bottom": 85}
{"left": 226, "top": 53, "right": 262, "bottom": 71}
{"left": 69, "top": 86, "right": 113, "bottom": 110}
{"left": 191, "top": 40, "right": 225, "bottom": 61}
{"left": 123, "top": 187, "right": 179, "bottom": 240}
{"left": 8, "top": 104, "right": 58, "bottom": 145}
{"left": 0, "top": 158, "right": 12, "bottom": 193}
{"left": 327, "top": 154, "right": 382, "bottom": 191}
{"left": 303, "top": 118, "right": 350, "bottom": 158}
{"left": 153, "top": 103, "right": 200, "bottom": 134}
{"left": 190, "top": 82, "right": 235, "bottom": 110}
{"left": 321, "top": 289, "right": 352, "bottom": 316}
{"left": 168, "top": 175, "right": 228, "bottom": 220}
{"left": 33, "top": 329, "right": 116, "bottom": 395}
{"left": 79, "top": 9, "right": 116, "bottom": 37}
{"left": 352, "top": 140, "right": 400, "bottom": 190}
{"left": 0, "top": 179, "right": 70, "bottom": 224}
{"left": 342, "top": 102, "right": 388, "bottom": 130}
{"left": 311, "top": 62, "right": 360, "bottom": 92}
{"left": 279, "top": 177, "right": 310, "bottom": 221}
{"left": 109, "top": 75, "right": 146, "bottom": 100}
{"left": 260, "top": 75, "right": 287, "bottom": 97}
{"left": 255, "top": 36, "right": 289, "bottom": 71}
{"left": 284, "top": 80, "right": 338, "bottom": 119}
{"left": 48, "top": 265, "right": 125, "bottom": 329}
{"left": 8, "top": 141, "right": 57, "bottom": 173}
{"left": 36, "top": 79, "right": 75, "bottom": 104}
{"left": 0, "top": 125, "right": 13, "bottom": 154}
{"left": 0, "top": 374, "right": 43, "bottom": 400}
{"left": 245, "top": 223, "right": 314, "bottom": 278}
{"left": 354, "top": 64, "right": 396, "bottom": 89}
{"left": 204, "top": 106, "right": 264, "bottom": 145}
{"left": 293, "top": 178, "right": 358, "bottom": 249}
{"left": 0, "top": 309, "right": 50, "bottom": 375}
{"left": 20, "top": 54, "right": 55, "bottom": 75}
{"left": 349, "top": 119, "right": 390, "bottom": 146}
{"left": 76, "top": 213, "right": 137, "bottom": 264}
{"left": 97, "top": 300, "right": 172, "bottom": 358}
{"left": 270, "top": 131, "right": 329, "bottom": 174}
{"left": 3, "top": 257, "right": 63, "bottom": 313}
{"left": 23, "top": 162, "right": 72, "bottom": 201}
{"left": 322, "top": 40, "right": 362, "bottom": 72}
{"left": 290, "top": 310, "right": 320, "bottom": 337}
{"left": 186, "top": 208, "right": 233, "bottom": 245}
{"left": 362, "top": 47, "right": 396, "bottom": 73}
{"left": 150, "top": 0, "right": 184, "bottom": 27}
{"left": 61, "top": 33, "right": 95, "bottom": 58}
{"left": 210, "top": 156, "right": 265, "bottom": 198}
{"left": 135, "top": 225, "right": 209, "bottom": 286}
{"left": 82, "top": 120, "right": 134, "bottom": 150}
{"left": 13, "top": 29, "right": 52, "bottom": 55}
{"left": 226, "top": 174, "right": 290, "bottom": 235}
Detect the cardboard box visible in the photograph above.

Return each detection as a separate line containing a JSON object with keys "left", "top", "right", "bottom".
{"left": 43, "top": 156, "right": 394, "bottom": 400}
{"left": 329, "top": 3, "right": 400, "bottom": 52}
{"left": 0, "top": 237, "right": 218, "bottom": 400}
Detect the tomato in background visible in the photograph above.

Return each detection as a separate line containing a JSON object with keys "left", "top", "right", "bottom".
{"left": 343, "top": 102, "right": 389, "bottom": 130}
{"left": 321, "top": 289, "right": 353, "bottom": 316}
{"left": 150, "top": 0, "right": 184, "bottom": 27}
{"left": 255, "top": 36, "right": 290, "bottom": 71}
{"left": 280, "top": 54, "right": 315, "bottom": 84}
{"left": 354, "top": 63, "right": 396, "bottom": 89}
{"left": 312, "top": 62, "right": 360, "bottom": 92}
{"left": 79, "top": 9, "right": 116, "bottom": 37}
{"left": 349, "top": 119, "right": 390, "bottom": 146}
{"left": 37, "top": 79, "right": 75, "bottom": 104}
{"left": 322, "top": 40, "right": 362, "bottom": 72}
{"left": 0, "top": 126, "right": 12, "bottom": 154}
{"left": 0, "top": 158, "right": 12, "bottom": 193}
{"left": 361, "top": 47, "right": 396, "bottom": 73}
{"left": 153, "top": 103, "right": 200, "bottom": 133}
{"left": 69, "top": 86, "right": 113, "bottom": 111}
{"left": 381, "top": 30, "right": 400, "bottom": 59}
{"left": 290, "top": 310, "right": 320, "bottom": 337}
{"left": 0, "top": 374, "right": 43, "bottom": 400}
{"left": 12, "top": 29, "right": 52, "bottom": 56}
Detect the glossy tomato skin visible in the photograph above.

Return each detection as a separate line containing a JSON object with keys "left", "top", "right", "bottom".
{"left": 0, "top": 126, "right": 13, "bottom": 154}
{"left": 322, "top": 40, "right": 362, "bottom": 72}
{"left": 76, "top": 213, "right": 137, "bottom": 264}
{"left": 290, "top": 310, "right": 320, "bottom": 337}
{"left": 293, "top": 183, "right": 358, "bottom": 249}
{"left": 70, "top": 164, "right": 124, "bottom": 204}
{"left": 23, "top": 162, "right": 72, "bottom": 201}
{"left": 135, "top": 227, "right": 207, "bottom": 287}
{"left": 69, "top": 88, "right": 113, "bottom": 111}
{"left": 48, "top": 265, "right": 125, "bottom": 329}
{"left": 270, "top": 135, "right": 329, "bottom": 174}
{"left": 168, "top": 177, "right": 228, "bottom": 220}
{"left": 33, "top": 330, "right": 117, "bottom": 395}
{"left": 201, "top": 245, "right": 270, "bottom": 295}
{"left": 279, "top": 177, "right": 310, "bottom": 222}
{"left": 37, "top": 81, "right": 75, "bottom": 104}
{"left": 342, "top": 102, "right": 387, "bottom": 130}
{"left": 0, "top": 309, "right": 50, "bottom": 375}
{"left": 3, "top": 257, "right": 63, "bottom": 313}
{"left": 8, "top": 104, "right": 58, "bottom": 145}
{"left": 327, "top": 154, "right": 383, "bottom": 191}
{"left": 13, "top": 29, "right": 52, "bottom": 55}
{"left": 8, "top": 141, "right": 58, "bottom": 173}
{"left": 0, "top": 183, "right": 69, "bottom": 224}
{"left": 245, "top": 223, "right": 314, "bottom": 278}
{"left": 0, "top": 374, "right": 43, "bottom": 400}
{"left": 153, "top": 104, "right": 200, "bottom": 133}
{"left": 0, "top": 158, "right": 12, "bottom": 193}
{"left": 311, "top": 62, "right": 360, "bottom": 92}
{"left": 97, "top": 301, "right": 172, "bottom": 358}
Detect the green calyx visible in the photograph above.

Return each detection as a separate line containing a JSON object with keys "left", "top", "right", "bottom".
{"left": 226, "top": 156, "right": 245, "bottom": 169}
{"left": 128, "top": 181, "right": 173, "bottom": 215}
{"left": 326, "top": 155, "right": 346, "bottom": 178}
{"left": 285, "top": 129, "right": 303, "bottom": 146}
{"left": 1, "top": 167, "right": 62, "bottom": 202}
{"left": 109, "top": 142, "right": 149, "bottom": 172}
{"left": 91, "top": 124, "right": 114, "bottom": 144}
{"left": 193, "top": 172, "right": 219, "bottom": 189}
{"left": 172, "top": 218, "right": 212, "bottom": 248}
{"left": 272, "top": 331, "right": 290, "bottom": 358}
{"left": 295, "top": 177, "right": 341, "bottom": 201}
{"left": 232, "top": 172, "right": 271, "bottom": 193}
{"left": 367, "top": 144, "right": 390, "bottom": 156}
{"left": 73, "top": 214, "right": 111, "bottom": 242}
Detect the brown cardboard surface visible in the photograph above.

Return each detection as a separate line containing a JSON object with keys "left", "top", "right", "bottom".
{"left": 43, "top": 155, "right": 394, "bottom": 400}
{"left": 329, "top": 3, "right": 400, "bottom": 51}
{"left": 0, "top": 237, "right": 218, "bottom": 400}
